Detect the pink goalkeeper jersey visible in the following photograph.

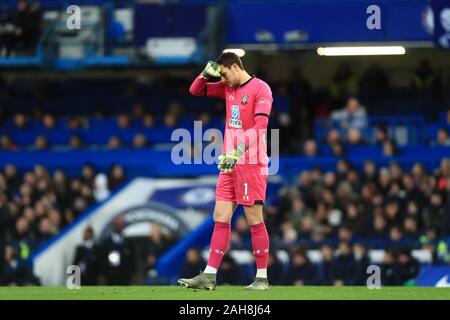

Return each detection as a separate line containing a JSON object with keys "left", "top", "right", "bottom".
{"left": 189, "top": 75, "right": 273, "bottom": 167}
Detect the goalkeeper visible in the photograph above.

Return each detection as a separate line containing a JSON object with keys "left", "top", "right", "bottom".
{"left": 178, "top": 52, "right": 273, "bottom": 291}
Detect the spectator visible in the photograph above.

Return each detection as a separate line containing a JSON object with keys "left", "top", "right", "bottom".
{"left": 363, "top": 161, "right": 377, "bottom": 183}
{"left": 443, "top": 176, "right": 450, "bottom": 237}
{"left": 382, "top": 139, "right": 397, "bottom": 157}
{"left": 36, "top": 217, "right": 55, "bottom": 242}
{"left": 353, "top": 243, "right": 371, "bottom": 285}
{"left": 389, "top": 162, "right": 403, "bottom": 184}
{"left": 0, "top": 0, "right": 42, "bottom": 56}
{"left": 318, "top": 244, "right": 335, "bottom": 285}
{"left": 98, "top": 217, "right": 135, "bottom": 285}
{"left": 397, "top": 250, "right": 420, "bottom": 285}
{"left": 108, "top": 164, "right": 125, "bottom": 190}
{"left": 423, "top": 193, "right": 445, "bottom": 234}
{"left": 117, "top": 113, "right": 130, "bottom": 129}
{"left": 73, "top": 226, "right": 100, "bottom": 285}
{"left": 359, "top": 64, "right": 390, "bottom": 103}
{"left": 106, "top": 136, "right": 122, "bottom": 149}
{"left": 63, "top": 208, "right": 75, "bottom": 227}
{"left": 42, "top": 114, "right": 56, "bottom": 130}
{"left": 331, "top": 242, "right": 357, "bottom": 286}
{"left": 346, "top": 128, "right": 365, "bottom": 145}
{"left": 142, "top": 113, "right": 155, "bottom": 128}
{"left": 3, "top": 245, "right": 36, "bottom": 285}
{"left": 337, "top": 225, "right": 353, "bottom": 243}
{"left": 302, "top": 139, "right": 318, "bottom": 157}
{"left": 69, "top": 134, "right": 83, "bottom": 149}
{"left": 230, "top": 216, "right": 251, "bottom": 249}
{"left": 331, "top": 97, "right": 368, "bottom": 131}
{"left": 411, "top": 59, "right": 444, "bottom": 115}
{"left": 433, "top": 128, "right": 450, "bottom": 146}
{"left": 329, "top": 63, "right": 358, "bottom": 108}
{"left": 335, "top": 159, "right": 351, "bottom": 183}
{"left": 33, "top": 135, "right": 48, "bottom": 150}
{"left": 330, "top": 141, "right": 345, "bottom": 157}
{"left": 285, "top": 249, "right": 318, "bottom": 286}
{"left": 144, "top": 224, "right": 174, "bottom": 279}
{"left": 297, "top": 215, "right": 314, "bottom": 240}
{"left": 67, "top": 116, "right": 87, "bottom": 129}
{"left": 1, "top": 134, "right": 16, "bottom": 151}
{"left": 381, "top": 250, "right": 399, "bottom": 286}
{"left": 436, "top": 158, "right": 450, "bottom": 190}
{"left": 388, "top": 226, "right": 407, "bottom": 250}
{"left": 267, "top": 252, "right": 284, "bottom": 285}
{"left": 132, "top": 133, "right": 148, "bottom": 149}
{"left": 342, "top": 203, "right": 369, "bottom": 237}
{"left": 179, "top": 248, "right": 205, "bottom": 280}
{"left": 164, "top": 113, "right": 178, "bottom": 127}
{"left": 93, "top": 173, "right": 110, "bottom": 202}
{"left": 403, "top": 216, "right": 419, "bottom": 240}
{"left": 326, "top": 129, "right": 342, "bottom": 145}
{"left": 375, "top": 127, "right": 390, "bottom": 145}
{"left": 16, "top": 0, "right": 42, "bottom": 55}
{"left": 14, "top": 113, "right": 27, "bottom": 129}
{"left": 81, "top": 164, "right": 96, "bottom": 187}
{"left": 280, "top": 221, "right": 298, "bottom": 244}
{"left": 384, "top": 200, "right": 402, "bottom": 226}
{"left": 283, "top": 196, "right": 306, "bottom": 228}
{"left": 411, "top": 162, "right": 427, "bottom": 183}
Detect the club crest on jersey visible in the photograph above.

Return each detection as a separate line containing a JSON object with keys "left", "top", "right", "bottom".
{"left": 241, "top": 94, "right": 248, "bottom": 105}
{"left": 229, "top": 105, "right": 242, "bottom": 128}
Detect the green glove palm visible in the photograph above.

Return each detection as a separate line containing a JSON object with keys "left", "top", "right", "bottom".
{"left": 201, "top": 61, "right": 221, "bottom": 79}
{"left": 217, "top": 144, "right": 247, "bottom": 173}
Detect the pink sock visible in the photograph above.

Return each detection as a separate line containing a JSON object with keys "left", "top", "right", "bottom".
{"left": 207, "top": 221, "right": 231, "bottom": 269}
{"left": 250, "top": 222, "right": 269, "bottom": 269}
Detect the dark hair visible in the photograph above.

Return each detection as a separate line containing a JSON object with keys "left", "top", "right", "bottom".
{"left": 216, "top": 52, "right": 244, "bottom": 70}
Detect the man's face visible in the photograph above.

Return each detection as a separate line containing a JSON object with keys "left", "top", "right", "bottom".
{"left": 346, "top": 98, "right": 359, "bottom": 113}
{"left": 220, "top": 64, "right": 240, "bottom": 87}
{"left": 84, "top": 229, "right": 93, "bottom": 241}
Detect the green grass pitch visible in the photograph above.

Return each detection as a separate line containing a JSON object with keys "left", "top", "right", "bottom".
{"left": 0, "top": 286, "right": 449, "bottom": 300}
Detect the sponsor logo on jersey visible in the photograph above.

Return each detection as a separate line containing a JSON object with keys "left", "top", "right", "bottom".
{"left": 257, "top": 97, "right": 270, "bottom": 106}
{"left": 229, "top": 104, "right": 242, "bottom": 128}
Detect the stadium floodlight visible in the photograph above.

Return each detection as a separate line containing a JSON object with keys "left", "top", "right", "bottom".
{"left": 222, "top": 48, "right": 246, "bottom": 57}
{"left": 316, "top": 46, "right": 406, "bottom": 56}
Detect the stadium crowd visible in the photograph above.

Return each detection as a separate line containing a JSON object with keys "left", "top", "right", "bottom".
{"left": 0, "top": 0, "right": 42, "bottom": 57}
{"left": 0, "top": 163, "right": 126, "bottom": 285}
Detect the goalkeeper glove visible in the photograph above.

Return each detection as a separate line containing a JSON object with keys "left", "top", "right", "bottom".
{"left": 201, "top": 61, "right": 221, "bottom": 79}
{"left": 217, "top": 143, "right": 247, "bottom": 173}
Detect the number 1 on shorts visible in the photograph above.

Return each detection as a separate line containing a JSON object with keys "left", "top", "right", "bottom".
{"left": 244, "top": 182, "right": 249, "bottom": 201}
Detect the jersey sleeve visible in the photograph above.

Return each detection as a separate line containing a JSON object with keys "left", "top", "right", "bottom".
{"left": 254, "top": 82, "right": 273, "bottom": 117}
{"left": 189, "top": 75, "right": 226, "bottom": 99}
